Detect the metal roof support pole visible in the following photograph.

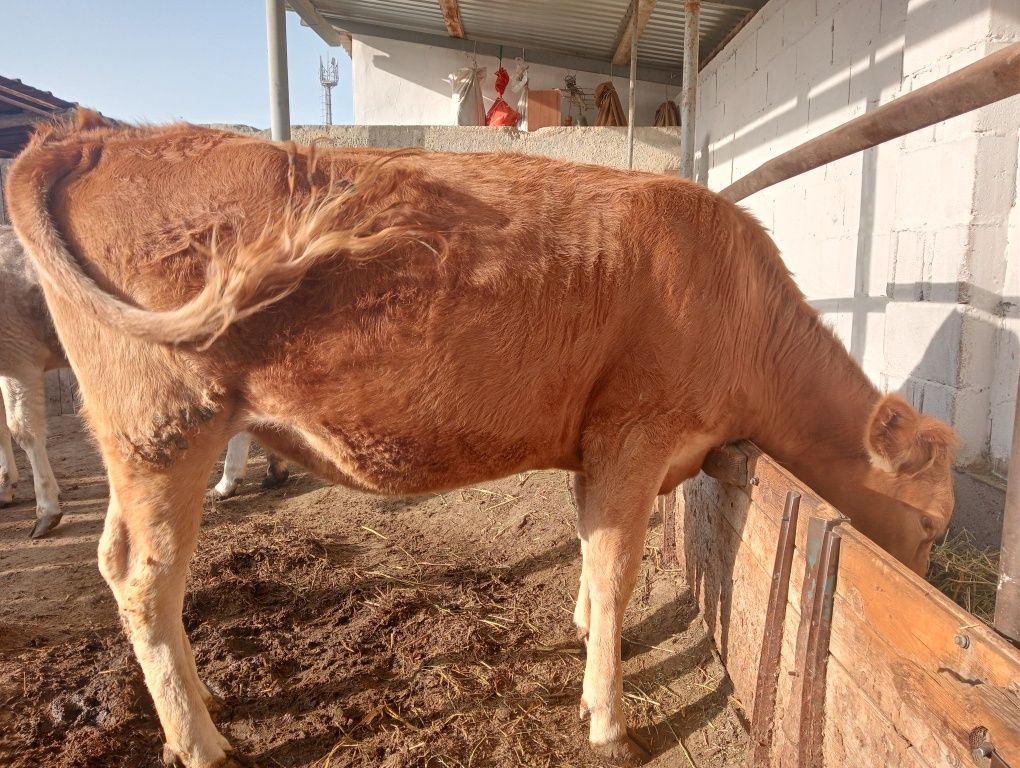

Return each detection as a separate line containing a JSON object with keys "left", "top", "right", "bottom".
{"left": 266, "top": 0, "right": 291, "bottom": 141}
{"left": 994, "top": 375, "right": 1020, "bottom": 644}
{"left": 627, "top": 0, "right": 639, "bottom": 169}
{"left": 680, "top": 0, "right": 700, "bottom": 179}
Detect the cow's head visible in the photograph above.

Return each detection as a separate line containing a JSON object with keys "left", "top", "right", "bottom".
{"left": 858, "top": 394, "right": 958, "bottom": 576}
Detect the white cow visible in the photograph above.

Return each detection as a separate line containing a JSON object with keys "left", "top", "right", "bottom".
{"left": 0, "top": 226, "right": 283, "bottom": 536}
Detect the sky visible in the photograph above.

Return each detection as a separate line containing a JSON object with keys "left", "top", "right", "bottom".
{"left": 1, "top": 0, "right": 354, "bottom": 128}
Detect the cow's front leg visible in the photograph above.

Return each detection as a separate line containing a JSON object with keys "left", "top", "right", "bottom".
{"left": 1, "top": 373, "right": 60, "bottom": 536}
{"left": 99, "top": 444, "right": 244, "bottom": 768}
{"left": 575, "top": 433, "right": 669, "bottom": 763}
{"left": 0, "top": 388, "right": 18, "bottom": 506}
{"left": 213, "top": 432, "right": 251, "bottom": 499}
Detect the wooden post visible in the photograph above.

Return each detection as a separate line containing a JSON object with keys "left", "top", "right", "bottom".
{"left": 994, "top": 374, "right": 1020, "bottom": 643}
{"left": 679, "top": 1, "right": 700, "bottom": 179}
{"left": 627, "top": 0, "right": 639, "bottom": 169}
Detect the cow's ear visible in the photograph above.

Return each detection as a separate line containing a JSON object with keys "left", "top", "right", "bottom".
{"left": 866, "top": 394, "right": 957, "bottom": 475}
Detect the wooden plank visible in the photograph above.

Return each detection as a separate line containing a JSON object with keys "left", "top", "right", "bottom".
{"left": 612, "top": 0, "right": 658, "bottom": 66}
{"left": 679, "top": 448, "right": 1020, "bottom": 766}
{"left": 438, "top": 0, "right": 465, "bottom": 39}
{"left": 702, "top": 443, "right": 749, "bottom": 486}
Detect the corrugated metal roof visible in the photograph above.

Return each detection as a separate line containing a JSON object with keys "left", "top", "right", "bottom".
{"left": 292, "top": 0, "right": 767, "bottom": 81}
{"left": 0, "top": 76, "right": 78, "bottom": 158}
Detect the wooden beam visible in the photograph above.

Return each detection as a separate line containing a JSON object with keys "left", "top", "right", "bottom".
{"left": 438, "top": 0, "right": 465, "bottom": 39}
{"left": 612, "top": 0, "right": 657, "bottom": 66}
{"left": 0, "top": 110, "right": 73, "bottom": 129}
{"left": 288, "top": 0, "right": 347, "bottom": 48}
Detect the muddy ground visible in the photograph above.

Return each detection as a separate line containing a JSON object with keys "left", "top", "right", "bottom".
{"left": 0, "top": 416, "right": 747, "bottom": 767}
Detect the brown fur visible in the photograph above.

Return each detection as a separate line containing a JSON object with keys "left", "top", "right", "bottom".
{"left": 5, "top": 111, "right": 957, "bottom": 766}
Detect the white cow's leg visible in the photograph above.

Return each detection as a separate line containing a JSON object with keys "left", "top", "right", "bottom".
{"left": 576, "top": 438, "right": 665, "bottom": 762}
{"left": 99, "top": 450, "right": 237, "bottom": 768}
{"left": 1, "top": 373, "right": 61, "bottom": 537}
{"left": 213, "top": 432, "right": 251, "bottom": 499}
{"left": 0, "top": 391, "right": 18, "bottom": 506}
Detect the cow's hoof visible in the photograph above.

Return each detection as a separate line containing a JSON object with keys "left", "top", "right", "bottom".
{"left": 161, "top": 745, "right": 185, "bottom": 768}
{"left": 211, "top": 484, "right": 238, "bottom": 501}
{"left": 222, "top": 752, "right": 259, "bottom": 768}
{"left": 30, "top": 512, "right": 63, "bottom": 539}
{"left": 261, "top": 467, "right": 289, "bottom": 489}
{"left": 161, "top": 745, "right": 258, "bottom": 768}
{"left": 592, "top": 732, "right": 652, "bottom": 765}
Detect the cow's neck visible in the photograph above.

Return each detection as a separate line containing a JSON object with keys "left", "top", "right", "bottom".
{"left": 744, "top": 305, "right": 881, "bottom": 506}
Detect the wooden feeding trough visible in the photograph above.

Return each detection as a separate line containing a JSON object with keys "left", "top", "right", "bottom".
{"left": 666, "top": 444, "right": 1020, "bottom": 767}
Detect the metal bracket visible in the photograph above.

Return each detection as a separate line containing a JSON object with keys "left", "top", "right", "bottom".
{"left": 748, "top": 491, "right": 801, "bottom": 767}
{"left": 790, "top": 516, "right": 845, "bottom": 768}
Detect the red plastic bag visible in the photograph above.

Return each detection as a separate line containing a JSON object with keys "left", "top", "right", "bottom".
{"left": 486, "top": 67, "right": 521, "bottom": 127}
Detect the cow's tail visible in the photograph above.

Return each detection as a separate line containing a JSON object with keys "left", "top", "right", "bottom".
{"left": 6, "top": 123, "right": 445, "bottom": 349}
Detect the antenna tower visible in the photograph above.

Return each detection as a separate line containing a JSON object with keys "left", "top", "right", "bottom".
{"left": 319, "top": 56, "right": 339, "bottom": 125}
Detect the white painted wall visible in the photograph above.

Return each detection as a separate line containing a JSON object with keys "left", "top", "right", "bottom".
{"left": 696, "top": 0, "right": 1020, "bottom": 479}
{"left": 351, "top": 34, "right": 677, "bottom": 127}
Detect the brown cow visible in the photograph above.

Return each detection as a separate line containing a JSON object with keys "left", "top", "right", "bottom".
{"left": 7, "top": 112, "right": 956, "bottom": 767}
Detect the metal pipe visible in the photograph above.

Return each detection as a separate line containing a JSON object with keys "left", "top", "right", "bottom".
{"left": 994, "top": 375, "right": 1020, "bottom": 643}
{"left": 679, "top": 1, "right": 700, "bottom": 179}
{"left": 721, "top": 42, "right": 1020, "bottom": 202}
{"left": 627, "top": 0, "right": 639, "bottom": 169}
{"left": 266, "top": 0, "right": 291, "bottom": 141}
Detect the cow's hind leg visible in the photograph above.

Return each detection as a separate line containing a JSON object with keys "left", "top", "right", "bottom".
{"left": 1, "top": 373, "right": 61, "bottom": 536}
{"left": 0, "top": 390, "right": 17, "bottom": 506}
{"left": 99, "top": 444, "right": 240, "bottom": 768}
{"left": 261, "top": 452, "right": 289, "bottom": 489}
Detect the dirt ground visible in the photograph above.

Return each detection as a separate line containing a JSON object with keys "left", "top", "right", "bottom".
{"left": 0, "top": 416, "right": 748, "bottom": 768}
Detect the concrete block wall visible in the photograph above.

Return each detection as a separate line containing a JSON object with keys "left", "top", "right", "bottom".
{"left": 287, "top": 124, "right": 684, "bottom": 173}
{"left": 696, "top": 0, "right": 1020, "bottom": 494}
{"left": 351, "top": 34, "right": 675, "bottom": 127}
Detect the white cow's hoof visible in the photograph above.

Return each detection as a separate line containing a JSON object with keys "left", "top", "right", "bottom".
{"left": 0, "top": 492, "right": 13, "bottom": 507}
{"left": 212, "top": 481, "right": 239, "bottom": 500}
{"left": 30, "top": 512, "right": 63, "bottom": 539}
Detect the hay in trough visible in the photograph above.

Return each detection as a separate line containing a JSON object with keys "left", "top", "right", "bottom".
{"left": 927, "top": 530, "right": 999, "bottom": 623}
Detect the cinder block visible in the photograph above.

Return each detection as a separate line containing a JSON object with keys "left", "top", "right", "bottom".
{"left": 890, "top": 230, "right": 927, "bottom": 298}
{"left": 736, "top": 32, "right": 758, "bottom": 79}
{"left": 832, "top": 0, "right": 882, "bottom": 62}
{"left": 782, "top": 0, "right": 818, "bottom": 47}
{"left": 903, "top": 0, "right": 991, "bottom": 78}
{"left": 883, "top": 302, "right": 961, "bottom": 385}
{"left": 953, "top": 385, "right": 992, "bottom": 466}
{"left": 989, "top": 313, "right": 1019, "bottom": 473}
{"left": 756, "top": 9, "right": 785, "bottom": 67}
{"left": 807, "top": 63, "right": 853, "bottom": 134}
{"left": 879, "top": 0, "right": 908, "bottom": 36}
{"left": 971, "top": 136, "right": 1020, "bottom": 224}
{"left": 893, "top": 140, "right": 978, "bottom": 229}
{"left": 766, "top": 47, "right": 797, "bottom": 109}
{"left": 925, "top": 227, "right": 969, "bottom": 302}
{"left": 796, "top": 17, "right": 834, "bottom": 76}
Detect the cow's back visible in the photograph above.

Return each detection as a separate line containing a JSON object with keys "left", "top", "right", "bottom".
{"left": 0, "top": 226, "right": 65, "bottom": 372}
